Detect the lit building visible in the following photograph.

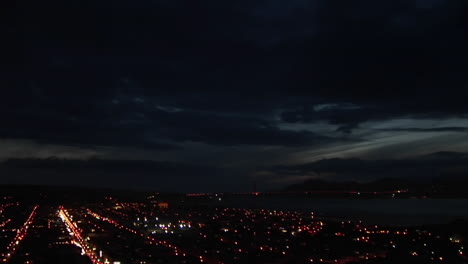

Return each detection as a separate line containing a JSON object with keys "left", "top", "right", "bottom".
{"left": 158, "top": 202, "right": 169, "bottom": 209}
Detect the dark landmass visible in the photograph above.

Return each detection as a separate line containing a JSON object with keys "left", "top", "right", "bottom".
{"left": 283, "top": 177, "right": 468, "bottom": 198}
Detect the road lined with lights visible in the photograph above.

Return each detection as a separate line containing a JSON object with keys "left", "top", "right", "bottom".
{"left": 2, "top": 205, "right": 39, "bottom": 263}
{"left": 58, "top": 207, "right": 110, "bottom": 264}
{"left": 0, "top": 219, "right": 11, "bottom": 228}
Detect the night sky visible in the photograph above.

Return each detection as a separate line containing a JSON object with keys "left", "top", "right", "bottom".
{"left": 2, "top": 0, "right": 468, "bottom": 191}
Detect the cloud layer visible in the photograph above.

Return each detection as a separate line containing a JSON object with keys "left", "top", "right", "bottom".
{"left": 1, "top": 0, "right": 468, "bottom": 190}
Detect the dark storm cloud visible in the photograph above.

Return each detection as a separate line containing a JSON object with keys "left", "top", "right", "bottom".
{"left": 5, "top": 0, "right": 466, "bottom": 139}
{"left": 11, "top": 0, "right": 468, "bottom": 96}
{"left": 379, "top": 127, "right": 468, "bottom": 132}
{"left": 0, "top": 98, "right": 179, "bottom": 149}
{"left": 0, "top": 91, "right": 334, "bottom": 147}
{"left": 144, "top": 107, "right": 337, "bottom": 146}
{"left": 2, "top": 0, "right": 468, "bottom": 191}
{"left": 280, "top": 103, "right": 468, "bottom": 133}
{"left": 263, "top": 152, "right": 468, "bottom": 183}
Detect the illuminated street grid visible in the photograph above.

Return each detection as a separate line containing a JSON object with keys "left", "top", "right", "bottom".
{"left": 0, "top": 199, "right": 466, "bottom": 264}
{"left": 71, "top": 200, "right": 466, "bottom": 264}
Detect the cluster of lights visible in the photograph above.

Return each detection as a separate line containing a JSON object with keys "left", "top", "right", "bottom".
{"left": 87, "top": 209, "right": 220, "bottom": 264}
{"left": 82, "top": 202, "right": 466, "bottom": 264}
{"left": 104, "top": 206, "right": 387, "bottom": 263}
